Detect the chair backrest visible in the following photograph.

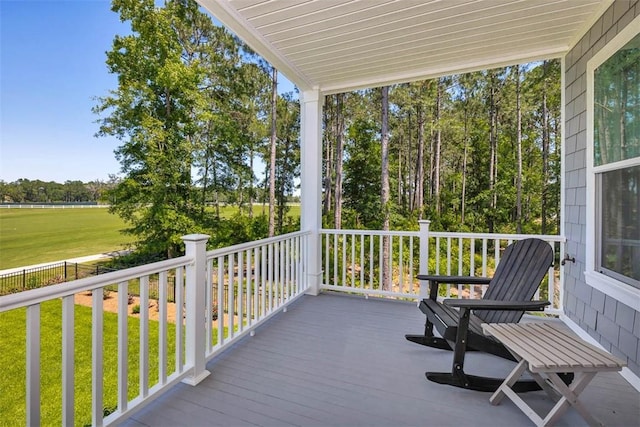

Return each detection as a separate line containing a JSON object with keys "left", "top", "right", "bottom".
{"left": 475, "top": 238, "right": 554, "bottom": 324}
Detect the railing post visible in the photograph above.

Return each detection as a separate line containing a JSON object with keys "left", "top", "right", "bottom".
{"left": 418, "top": 220, "right": 431, "bottom": 301}
{"left": 181, "top": 234, "right": 211, "bottom": 386}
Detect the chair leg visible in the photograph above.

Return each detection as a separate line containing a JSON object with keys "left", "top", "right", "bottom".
{"left": 426, "top": 371, "right": 539, "bottom": 392}
{"left": 405, "top": 309, "right": 452, "bottom": 350}
{"left": 425, "top": 308, "right": 549, "bottom": 393}
{"left": 405, "top": 334, "right": 452, "bottom": 349}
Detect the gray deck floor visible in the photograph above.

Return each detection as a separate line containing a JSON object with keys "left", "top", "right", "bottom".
{"left": 122, "top": 293, "right": 640, "bottom": 427}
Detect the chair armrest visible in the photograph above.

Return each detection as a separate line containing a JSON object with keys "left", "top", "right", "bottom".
{"left": 443, "top": 299, "right": 550, "bottom": 311}
{"left": 416, "top": 275, "right": 491, "bottom": 285}
{"left": 418, "top": 275, "right": 491, "bottom": 301}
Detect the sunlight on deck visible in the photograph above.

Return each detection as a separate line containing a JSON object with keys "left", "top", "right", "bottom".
{"left": 121, "top": 293, "right": 639, "bottom": 427}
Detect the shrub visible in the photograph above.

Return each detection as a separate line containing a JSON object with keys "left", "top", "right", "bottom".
{"left": 131, "top": 304, "right": 140, "bottom": 314}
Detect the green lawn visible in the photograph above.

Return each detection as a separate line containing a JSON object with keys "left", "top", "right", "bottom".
{"left": 0, "top": 299, "right": 178, "bottom": 426}
{"left": 0, "top": 205, "right": 301, "bottom": 270}
{"left": 0, "top": 209, "right": 132, "bottom": 270}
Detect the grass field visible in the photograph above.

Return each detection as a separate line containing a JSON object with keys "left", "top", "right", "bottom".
{"left": 0, "top": 208, "right": 133, "bottom": 270}
{"left": 0, "top": 205, "right": 301, "bottom": 270}
{"left": 0, "top": 298, "right": 177, "bottom": 426}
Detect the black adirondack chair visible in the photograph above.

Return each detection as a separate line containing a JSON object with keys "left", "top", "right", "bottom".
{"left": 405, "top": 238, "right": 571, "bottom": 392}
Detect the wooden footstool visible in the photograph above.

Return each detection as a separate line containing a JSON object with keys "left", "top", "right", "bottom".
{"left": 482, "top": 322, "right": 625, "bottom": 427}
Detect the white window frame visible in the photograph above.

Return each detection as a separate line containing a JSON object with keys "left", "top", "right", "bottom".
{"left": 585, "top": 14, "right": 640, "bottom": 311}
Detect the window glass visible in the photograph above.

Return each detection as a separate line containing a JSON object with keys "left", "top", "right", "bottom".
{"left": 593, "top": 33, "right": 640, "bottom": 167}
{"left": 599, "top": 165, "right": 640, "bottom": 287}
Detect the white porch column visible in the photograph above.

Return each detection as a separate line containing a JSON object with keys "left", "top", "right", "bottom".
{"left": 182, "top": 234, "right": 211, "bottom": 386}
{"left": 300, "top": 89, "right": 324, "bottom": 296}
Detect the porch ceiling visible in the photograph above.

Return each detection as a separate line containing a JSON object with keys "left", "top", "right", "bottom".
{"left": 198, "top": 0, "right": 611, "bottom": 94}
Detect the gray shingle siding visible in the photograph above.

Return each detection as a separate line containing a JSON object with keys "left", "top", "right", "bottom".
{"left": 563, "top": 0, "right": 639, "bottom": 377}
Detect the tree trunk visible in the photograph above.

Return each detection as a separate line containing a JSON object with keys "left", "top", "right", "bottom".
{"left": 381, "top": 86, "right": 391, "bottom": 291}
{"left": 415, "top": 103, "right": 425, "bottom": 218}
{"left": 268, "top": 67, "right": 277, "bottom": 237}
{"left": 461, "top": 98, "right": 469, "bottom": 225}
{"left": 488, "top": 71, "right": 498, "bottom": 233}
{"left": 515, "top": 65, "right": 523, "bottom": 233}
{"left": 541, "top": 62, "right": 549, "bottom": 235}
{"left": 248, "top": 145, "right": 254, "bottom": 219}
{"left": 334, "top": 93, "right": 344, "bottom": 229}
{"left": 323, "top": 95, "right": 333, "bottom": 216}
{"left": 433, "top": 79, "right": 443, "bottom": 214}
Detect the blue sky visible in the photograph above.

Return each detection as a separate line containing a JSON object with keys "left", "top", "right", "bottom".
{"left": 0, "top": 0, "right": 294, "bottom": 184}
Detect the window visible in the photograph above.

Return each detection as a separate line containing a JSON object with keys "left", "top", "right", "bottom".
{"left": 587, "top": 17, "right": 640, "bottom": 293}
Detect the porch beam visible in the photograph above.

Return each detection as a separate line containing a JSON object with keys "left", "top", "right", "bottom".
{"left": 300, "top": 89, "right": 324, "bottom": 295}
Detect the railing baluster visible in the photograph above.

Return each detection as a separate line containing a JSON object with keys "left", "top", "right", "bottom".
{"left": 277, "top": 242, "right": 282, "bottom": 304}
{"left": 275, "top": 241, "right": 281, "bottom": 305}
{"left": 217, "top": 257, "right": 224, "bottom": 346}
{"left": 228, "top": 254, "right": 235, "bottom": 337}
{"left": 332, "top": 233, "right": 339, "bottom": 285}
{"left": 324, "top": 234, "right": 329, "bottom": 286}
{"left": 238, "top": 251, "right": 244, "bottom": 332}
{"left": 409, "top": 236, "right": 414, "bottom": 294}
{"left": 268, "top": 244, "right": 274, "bottom": 313}
{"left": 368, "top": 234, "right": 373, "bottom": 290}
{"left": 399, "top": 236, "right": 404, "bottom": 293}
{"left": 457, "top": 238, "right": 463, "bottom": 298}
{"left": 261, "top": 247, "right": 267, "bottom": 318}
{"left": 458, "top": 238, "right": 463, "bottom": 275}
{"left": 139, "top": 276, "right": 149, "bottom": 398}
{"left": 342, "top": 233, "right": 347, "bottom": 287}
{"left": 251, "top": 248, "right": 258, "bottom": 323}
{"left": 360, "top": 234, "right": 365, "bottom": 289}
{"left": 296, "top": 236, "right": 301, "bottom": 293}
{"left": 246, "top": 249, "right": 252, "bottom": 327}
{"left": 286, "top": 239, "right": 291, "bottom": 300}
{"left": 117, "top": 281, "right": 128, "bottom": 413}
{"left": 378, "top": 236, "right": 384, "bottom": 290}
{"left": 26, "top": 304, "right": 41, "bottom": 427}
{"left": 470, "top": 238, "right": 476, "bottom": 277}
{"left": 388, "top": 235, "right": 393, "bottom": 291}
{"left": 446, "top": 237, "right": 452, "bottom": 276}
{"left": 351, "top": 234, "right": 356, "bottom": 288}
{"left": 272, "top": 242, "right": 278, "bottom": 306}
{"left": 92, "top": 289, "right": 103, "bottom": 427}
{"left": 175, "top": 267, "right": 184, "bottom": 372}
{"left": 206, "top": 260, "right": 213, "bottom": 351}
{"left": 158, "top": 271, "right": 167, "bottom": 385}
{"left": 62, "top": 295, "right": 74, "bottom": 425}
{"left": 482, "top": 239, "right": 488, "bottom": 277}
{"left": 435, "top": 237, "right": 441, "bottom": 275}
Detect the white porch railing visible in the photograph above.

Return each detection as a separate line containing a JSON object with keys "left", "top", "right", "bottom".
{"left": 321, "top": 221, "right": 566, "bottom": 315}
{"left": 203, "top": 231, "right": 310, "bottom": 360}
{"left": 0, "top": 231, "right": 309, "bottom": 426}
{"left": 0, "top": 225, "right": 564, "bottom": 425}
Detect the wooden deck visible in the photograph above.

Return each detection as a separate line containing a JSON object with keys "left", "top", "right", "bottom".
{"left": 121, "top": 293, "right": 640, "bottom": 427}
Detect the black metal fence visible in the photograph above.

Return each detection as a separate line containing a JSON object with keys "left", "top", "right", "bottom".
{"left": 106, "top": 276, "right": 178, "bottom": 303}
{"left": 0, "top": 262, "right": 116, "bottom": 296}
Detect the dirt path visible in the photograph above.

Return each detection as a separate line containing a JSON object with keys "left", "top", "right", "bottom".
{"left": 74, "top": 291, "right": 179, "bottom": 323}
{"left": 73, "top": 290, "right": 239, "bottom": 326}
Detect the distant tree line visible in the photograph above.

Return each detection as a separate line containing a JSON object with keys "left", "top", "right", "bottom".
{"left": 0, "top": 178, "right": 117, "bottom": 203}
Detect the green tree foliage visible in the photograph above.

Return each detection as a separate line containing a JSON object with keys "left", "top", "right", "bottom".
{"left": 93, "top": 0, "right": 300, "bottom": 258}
{"left": 94, "top": 0, "right": 205, "bottom": 258}
{"left": 325, "top": 61, "right": 563, "bottom": 235}
{"left": 342, "top": 118, "right": 381, "bottom": 228}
